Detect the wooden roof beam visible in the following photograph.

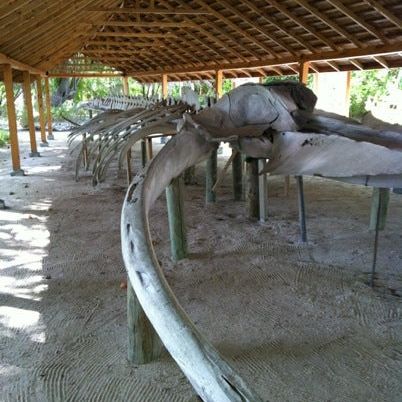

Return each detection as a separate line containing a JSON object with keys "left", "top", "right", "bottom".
{"left": 325, "top": 60, "right": 340, "bottom": 72}
{"left": 88, "top": 21, "right": 196, "bottom": 28}
{"left": 47, "top": 72, "right": 124, "bottom": 78}
{"left": 362, "top": 0, "right": 402, "bottom": 29}
{"left": 308, "top": 63, "right": 320, "bottom": 73}
{"left": 286, "top": 64, "right": 299, "bottom": 74}
{"left": 293, "top": 0, "right": 362, "bottom": 48}
{"left": 372, "top": 56, "right": 389, "bottom": 69}
{"left": 218, "top": 0, "right": 297, "bottom": 56}
{"left": 193, "top": 0, "right": 277, "bottom": 58}
{"left": 266, "top": 0, "right": 337, "bottom": 50}
{"left": 241, "top": 0, "right": 315, "bottom": 53}
{"left": 158, "top": 0, "right": 247, "bottom": 62}
{"left": 85, "top": 7, "right": 211, "bottom": 15}
{"left": 126, "top": 43, "right": 402, "bottom": 77}
{"left": 326, "top": 0, "right": 389, "bottom": 44}
{"left": 349, "top": 59, "right": 364, "bottom": 70}
{"left": 0, "top": 51, "right": 44, "bottom": 76}
{"left": 84, "top": 40, "right": 165, "bottom": 47}
{"left": 93, "top": 32, "right": 177, "bottom": 38}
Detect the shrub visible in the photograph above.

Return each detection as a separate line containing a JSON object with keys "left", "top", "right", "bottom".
{"left": 0, "top": 128, "right": 9, "bottom": 147}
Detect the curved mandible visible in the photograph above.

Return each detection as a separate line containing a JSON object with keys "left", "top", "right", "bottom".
{"left": 121, "top": 130, "right": 263, "bottom": 402}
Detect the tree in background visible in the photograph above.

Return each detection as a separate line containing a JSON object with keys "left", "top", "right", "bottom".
{"left": 350, "top": 69, "right": 402, "bottom": 118}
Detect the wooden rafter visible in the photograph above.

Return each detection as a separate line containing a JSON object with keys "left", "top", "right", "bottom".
{"left": 0, "top": 51, "right": 44, "bottom": 75}
{"left": 217, "top": 0, "right": 297, "bottom": 56}
{"left": 127, "top": 42, "right": 402, "bottom": 77}
{"left": 193, "top": 0, "right": 276, "bottom": 58}
{"left": 240, "top": 0, "right": 316, "bottom": 53}
{"left": 293, "top": 0, "right": 362, "bottom": 48}
{"left": 326, "top": 0, "right": 389, "bottom": 43}
{"left": 1, "top": 1, "right": 402, "bottom": 81}
{"left": 88, "top": 21, "right": 196, "bottom": 27}
{"left": 93, "top": 32, "right": 177, "bottom": 38}
{"left": 362, "top": 0, "right": 402, "bottom": 29}
{"left": 372, "top": 56, "right": 389, "bottom": 69}
{"left": 159, "top": 0, "right": 248, "bottom": 62}
{"left": 85, "top": 7, "right": 211, "bottom": 14}
{"left": 266, "top": 0, "right": 337, "bottom": 50}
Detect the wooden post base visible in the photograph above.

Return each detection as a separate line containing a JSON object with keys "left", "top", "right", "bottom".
{"left": 10, "top": 169, "right": 25, "bottom": 177}
{"left": 258, "top": 159, "right": 268, "bottom": 222}
{"left": 205, "top": 148, "right": 218, "bottom": 203}
{"left": 29, "top": 151, "right": 41, "bottom": 157}
{"left": 284, "top": 175, "right": 290, "bottom": 197}
{"left": 127, "top": 281, "right": 163, "bottom": 364}
{"left": 40, "top": 142, "right": 49, "bottom": 147}
{"left": 296, "top": 175, "right": 307, "bottom": 243}
{"left": 47, "top": 134, "right": 55, "bottom": 140}
{"left": 232, "top": 151, "right": 243, "bottom": 201}
{"left": 246, "top": 158, "right": 259, "bottom": 219}
{"left": 369, "top": 188, "right": 390, "bottom": 231}
{"left": 141, "top": 140, "right": 147, "bottom": 168}
{"left": 166, "top": 176, "right": 187, "bottom": 262}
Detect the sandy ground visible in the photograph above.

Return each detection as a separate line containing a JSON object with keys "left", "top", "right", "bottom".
{"left": 0, "top": 131, "right": 401, "bottom": 402}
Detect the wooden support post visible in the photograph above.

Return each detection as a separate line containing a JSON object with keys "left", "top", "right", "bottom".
{"left": 141, "top": 140, "right": 147, "bottom": 168}
{"left": 126, "top": 148, "right": 132, "bottom": 185}
{"left": 232, "top": 150, "right": 243, "bottom": 201}
{"left": 296, "top": 175, "right": 307, "bottom": 243}
{"left": 299, "top": 60, "right": 310, "bottom": 85}
{"left": 205, "top": 69, "right": 221, "bottom": 204}
{"left": 205, "top": 148, "right": 218, "bottom": 203}
{"left": 146, "top": 137, "right": 153, "bottom": 160}
{"left": 127, "top": 281, "right": 163, "bottom": 364}
{"left": 369, "top": 188, "right": 390, "bottom": 231}
{"left": 258, "top": 159, "right": 268, "bottom": 222}
{"left": 3, "top": 64, "right": 24, "bottom": 176}
{"left": 82, "top": 133, "right": 89, "bottom": 170}
{"left": 162, "top": 74, "right": 168, "bottom": 99}
{"left": 44, "top": 77, "right": 54, "bottom": 140}
{"left": 246, "top": 158, "right": 259, "bottom": 219}
{"left": 22, "top": 71, "right": 40, "bottom": 157}
{"left": 215, "top": 70, "right": 223, "bottom": 99}
{"left": 183, "top": 166, "right": 196, "bottom": 185}
{"left": 35, "top": 76, "right": 48, "bottom": 147}
{"left": 122, "top": 76, "right": 129, "bottom": 96}
{"left": 296, "top": 60, "right": 310, "bottom": 242}
{"left": 369, "top": 187, "right": 390, "bottom": 287}
{"left": 284, "top": 175, "right": 290, "bottom": 197}
{"left": 166, "top": 176, "right": 187, "bottom": 262}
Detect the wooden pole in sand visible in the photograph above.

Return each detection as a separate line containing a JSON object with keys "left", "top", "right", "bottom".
{"left": 166, "top": 176, "right": 187, "bottom": 261}
{"left": 35, "top": 76, "right": 48, "bottom": 147}
{"left": 44, "top": 77, "right": 54, "bottom": 140}
{"left": 22, "top": 71, "right": 40, "bottom": 157}
{"left": 3, "top": 64, "right": 24, "bottom": 176}
{"left": 296, "top": 60, "right": 309, "bottom": 242}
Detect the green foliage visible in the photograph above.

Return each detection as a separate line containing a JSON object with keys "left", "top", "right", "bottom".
{"left": 74, "top": 77, "right": 123, "bottom": 102}
{"left": 222, "top": 79, "right": 233, "bottom": 94}
{"left": 0, "top": 128, "right": 9, "bottom": 147}
{"left": 18, "top": 106, "right": 29, "bottom": 129}
{"left": 51, "top": 101, "right": 89, "bottom": 123}
{"left": 349, "top": 69, "right": 402, "bottom": 118}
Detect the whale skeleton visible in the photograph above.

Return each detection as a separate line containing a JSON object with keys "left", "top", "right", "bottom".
{"left": 120, "top": 82, "right": 402, "bottom": 401}
{"left": 68, "top": 102, "right": 190, "bottom": 184}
